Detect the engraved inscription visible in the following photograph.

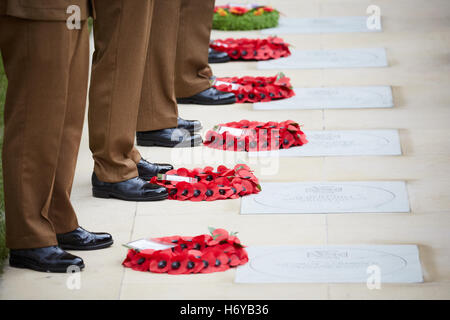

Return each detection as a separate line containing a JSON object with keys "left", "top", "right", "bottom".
{"left": 241, "top": 181, "right": 410, "bottom": 214}
{"left": 253, "top": 86, "right": 393, "bottom": 110}
{"left": 258, "top": 48, "right": 388, "bottom": 69}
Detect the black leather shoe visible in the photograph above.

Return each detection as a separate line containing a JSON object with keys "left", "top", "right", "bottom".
{"left": 177, "top": 87, "right": 236, "bottom": 105}
{"left": 9, "top": 246, "right": 84, "bottom": 273}
{"left": 136, "top": 128, "right": 203, "bottom": 148}
{"left": 137, "top": 158, "right": 173, "bottom": 180}
{"left": 57, "top": 227, "right": 113, "bottom": 251}
{"left": 92, "top": 173, "right": 168, "bottom": 201}
{"left": 208, "top": 48, "right": 230, "bottom": 63}
{"left": 177, "top": 117, "right": 202, "bottom": 132}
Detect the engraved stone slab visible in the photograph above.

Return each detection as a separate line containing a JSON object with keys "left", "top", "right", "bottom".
{"left": 261, "top": 16, "right": 382, "bottom": 34}
{"left": 240, "top": 181, "right": 410, "bottom": 214}
{"left": 253, "top": 86, "right": 393, "bottom": 110}
{"left": 248, "top": 130, "right": 401, "bottom": 157}
{"left": 235, "top": 245, "right": 423, "bottom": 283}
{"left": 257, "top": 48, "right": 388, "bottom": 69}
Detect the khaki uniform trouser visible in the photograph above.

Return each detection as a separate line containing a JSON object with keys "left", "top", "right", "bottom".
{"left": 0, "top": 16, "right": 89, "bottom": 249}
{"left": 136, "top": 0, "right": 215, "bottom": 133}
{"left": 88, "top": 0, "right": 154, "bottom": 183}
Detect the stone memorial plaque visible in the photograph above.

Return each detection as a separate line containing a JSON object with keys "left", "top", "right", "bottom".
{"left": 261, "top": 16, "right": 382, "bottom": 34}
{"left": 240, "top": 181, "right": 410, "bottom": 214}
{"left": 235, "top": 245, "right": 423, "bottom": 283}
{"left": 248, "top": 130, "right": 401, "bottom": 157}
{"left": 253, "top": 86, "right": 393, "bottom": 110}
{"left": 257, "top": 48, "right": 388, "bottom": 69}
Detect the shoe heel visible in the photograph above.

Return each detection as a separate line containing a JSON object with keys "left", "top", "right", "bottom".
{"left": 9, "top": 257, "right": 27, "bottom": 269}
{"left": 136, "top": 139, "right": 155, "bottom": 147}
{"left": 92, "top": 188, "right": 110, "bottom": 199}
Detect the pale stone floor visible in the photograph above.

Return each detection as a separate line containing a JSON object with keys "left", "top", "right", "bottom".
{"left": 1, "top": 0, "right": 450, "bottom": 299}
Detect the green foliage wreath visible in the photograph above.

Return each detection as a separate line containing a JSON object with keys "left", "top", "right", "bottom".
{"left": 212, "top": 6, "right": 280, "bottom": 31}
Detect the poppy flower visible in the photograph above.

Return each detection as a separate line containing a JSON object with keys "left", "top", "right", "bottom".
{"left": 234, "top": 164, "right": 251, "bottom": 171}
{"left": 190, "top": 182, "right": 207, "bottom": 202}
{"left": 191, "top": 235, "right": 210, "bottom": 251}
{"left": 253, "top": 8, "right": 264, "bottom": 16}
{"left": 200, "top": 249, "right": 230, "bottom": 273}
{"left": 199, "top": 251, "right": 218, "bottom": 274}
{"left": 228, "top": 49, "right": 241, "bottom": 60}
{"left": 228, "top": 254, "right": 242, "bottom": 267}
{"left": 122, "top": 249, "right": 138, "bottom": 268}
{"left": 281, "top": 132, "right": 296, "bottom": 148}
{"left": 200, "top": 167, "right": 217, "bottom": 183}
{"left": 233, "top": 137, "right": 246, "bottom": 152}
{"left": 239, "top": 179, "right": 255, "bottom": 196}
{"left": 167, "top": 253, "right": 189, "bottom": 275}
{"left": 224, "top": 133, "right": 236, "bottom": 151}
{"left": 185, "top": 251, "right": 204, "bottom": 274}
{"left": 230, "top": 6, "right": 248, "bottom": 15}
{"left": 204, "top": 182, "right": 220, "bottom": 201}
{"left": 208, "top": 228, "right": 229, "bottom": 246}
{"left": 212, "top": 251, "right": 231, "bottom": 272}
{"left": 175, "top": 181, "right": 194, "bottom": 201}
{"left": 298, "top": 132, "right": 308, "bottom": 145}
{"left": 149, "top": 251, "right": 172, "bottom": 273}
{"left": 131, "top": 255, "right": 150, "bottom": 272}
{"left": 176, "top": 168, "right": 190, "bottom": 177}
{"left": 217, "top": 8, "right": 228, "bottom": 16}
{"left": 235, "top": 168, "right": 259, "bottom": 185}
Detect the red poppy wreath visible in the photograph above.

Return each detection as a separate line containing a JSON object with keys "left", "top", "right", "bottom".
{"left": 210, "top": 37, "right": 291, "bottom": 61}
{"left": 204, "top": 120, "right": 308, "bottom": 152}
{"left": 212, "top": 72, "right": 295, "bottom": 103}
{"left": 149, "top": 164, "right": 261, "bottom": 201}
{"left": 123, "top": 227, "right": 248, "bottom": 275}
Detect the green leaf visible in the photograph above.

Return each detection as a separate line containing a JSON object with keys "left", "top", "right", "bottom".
{"left": 208, "top": 226, "right": 216, "bottom": 235}
{"left": 256, "top": 184, "right": 262, "bottom": 191}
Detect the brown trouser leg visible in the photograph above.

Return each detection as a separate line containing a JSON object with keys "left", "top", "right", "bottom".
{"left": 88, "top": 0, "right": 154, "bottom": 183}
{"left": 0, "top": 17, "right": 89, "bottom": 249}
{"left": 175, "top": 0, "right": 215, "bottom": 98}
{"left": 136, "top": 0, "right": 181, "bottom": 132}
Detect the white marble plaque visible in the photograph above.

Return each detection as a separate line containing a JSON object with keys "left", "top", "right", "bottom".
{"left": 261, "top": 16, "right": 382, "bottom": 34}
{"left": 257, "top": 48, "right": 388, "bottom": 69}
{"left": 235, "top": 245, "right": 423, "bottom": 283}
{"left": 253, "top": 86, "right": 393, "bottom": 110}
{"left": 248, "top": 130, "right": 401, "bottom": 157}
{"left": 240, "top": 181, "right": 410, "bottom": 214}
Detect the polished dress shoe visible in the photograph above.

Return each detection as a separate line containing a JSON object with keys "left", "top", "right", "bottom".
{"left": 177, "top": 87, "right": 236, "bottom": 105}
{"left": 57, "top": 227, "right": 113, "bottom": 251}
{"left": 92, "top": 172, "right": 168, "bottom": 201}
{"left": 136, "top": 128, "right": 203, "bottom": 147}
{"left": 9, "top": 246, "right": 84, "bottom": 273}
{"left": 208, "top": 48, "right": 230, "bottom": 63}
{"left": 137, "top": 158, "right": 173, "bottom": 180}
{"left": 177, "top": 117, "right": 202, "bottom": 132}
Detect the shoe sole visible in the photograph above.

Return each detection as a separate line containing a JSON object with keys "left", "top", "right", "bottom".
{"left": 208, "top": 57, "right": 231, "bottom": 64}
{"left": 9, "top": 257, "right": 85, "bottom": 273}
{"left": 177, "top": 96, "right": 236, "bottom": 105}
{"left": 185, "top": 126, "right": 203, "bottom": 133}
{"left": 92, "top": 188, "right": 169, "bottom": 202}
{"left": 136, "top": 137, "right": 203, "bottom": 148}
{"left": 59, "top": 239, "right": 114, "bottom": 251}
